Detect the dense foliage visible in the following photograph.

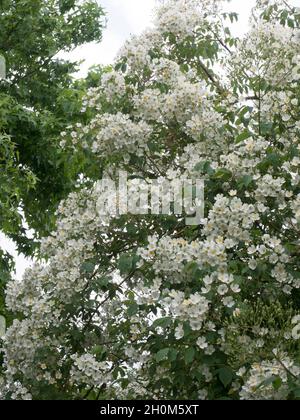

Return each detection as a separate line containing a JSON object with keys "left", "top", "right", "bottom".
{"left": 0, "top": 0, "right": 105, "bottom": 248}
{"left": 1, "top": 0, "right": 300, "bottom": 400}
{"left": 0, "top": 0, "right": 105, "bottom": 316}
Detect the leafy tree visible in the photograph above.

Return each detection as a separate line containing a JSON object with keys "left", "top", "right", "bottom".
{"left": 0, "top": 0, "right": 105, "bottom": 243}
{"left": 0, "top": 1, "right": 105, "bottom": 315}
{"left": 1, "top": 0, "right": 300, "bottom": 400}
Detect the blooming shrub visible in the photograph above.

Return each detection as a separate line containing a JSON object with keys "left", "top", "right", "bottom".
{"left": 1, "top": 0, "right": 300, "bottom": 400}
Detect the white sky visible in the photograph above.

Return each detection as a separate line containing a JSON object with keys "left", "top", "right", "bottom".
{"left": 1, "top": 0, "right": 300, "bottom": 279}
{"left": 66, "top": 0, "right": 259, "bottom": 77}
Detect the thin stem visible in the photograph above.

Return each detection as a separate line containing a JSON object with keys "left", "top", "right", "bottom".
{"left": 197, "top": 59, "right": 224, "bottom": 94}
{"left": 272, "top": 351, "right": 298, "bottom": 380}
{"left": 282, "top": 0, "right": 294, "bottom": 12}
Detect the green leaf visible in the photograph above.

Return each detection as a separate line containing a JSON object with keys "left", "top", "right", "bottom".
{"left": 91, "top": 345, "right": 108, "bottom": 363}
{"left": 194, "top": 161, "right": 214, "bottom": 175}
{"left": 218, "top": 367, "right": 233, "bottom": 388}
{"left": 242, "top": 175, "right": 253, "bottom": 187}
{"left": 272, "top": 377, "right": 282, "bottom": 391}
{"left": 292, "top": 388, "right": 300, "bottom": 398}
{"left": 91, "top": 345, "right": 103, "bottom": 356}
{"left": 238, "top": 175, "right": 253, "bottom": 189}
{"left": 152, "top": 317, "right": 173, "bottom": 329}
{"left": 257, "top": 375, "right": 277, "bottom": 389}
{"left": 0, "top": 55, "right": 6, "bottom": 79}
{"left": 118, "top": 254, "right": 138, "bottom": 274}
{"left": 95, "top": 276, "right": 110, "bottom": 289}
{"left": 81, "top": 262, "right": 95, "bottom": 274}
{"left": 168, "top": 348, "right": 178, "bottom": 362}
{"left": 184, "top": 347, "right": 195, "bottom": 364}
{"left": 127, "top": 302, "right": 139, "bottom": 317}
{"left": 238, "top": 106, "right": 252, "bottom": 119}
{"left": 156, "top": 348, "right": 169, "bottom": 362}
{"left": 260, "top": 122, "right": 273, "bottom": 135}
{"left": 213, "top": 168, "right": 232, "bottom": 182}
{"left": 183, "top": 261, "right": 199, "bottom": 278}
{"left": 0, "top": 315, "right": 6, "bottom": 337}
{"left": 235, "top": 130, "right": 251, "bottom": 143}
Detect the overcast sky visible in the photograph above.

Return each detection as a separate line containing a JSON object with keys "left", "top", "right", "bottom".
{"left": 1, "top": 0, "right": 300, "bottom": 279}
{"left": 66, "top": 0, "right": 258, "bottom": 77}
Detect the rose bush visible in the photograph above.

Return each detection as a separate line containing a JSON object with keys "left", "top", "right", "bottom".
{"left": 1, "top": 0, "right": 300, "bottom": 400}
